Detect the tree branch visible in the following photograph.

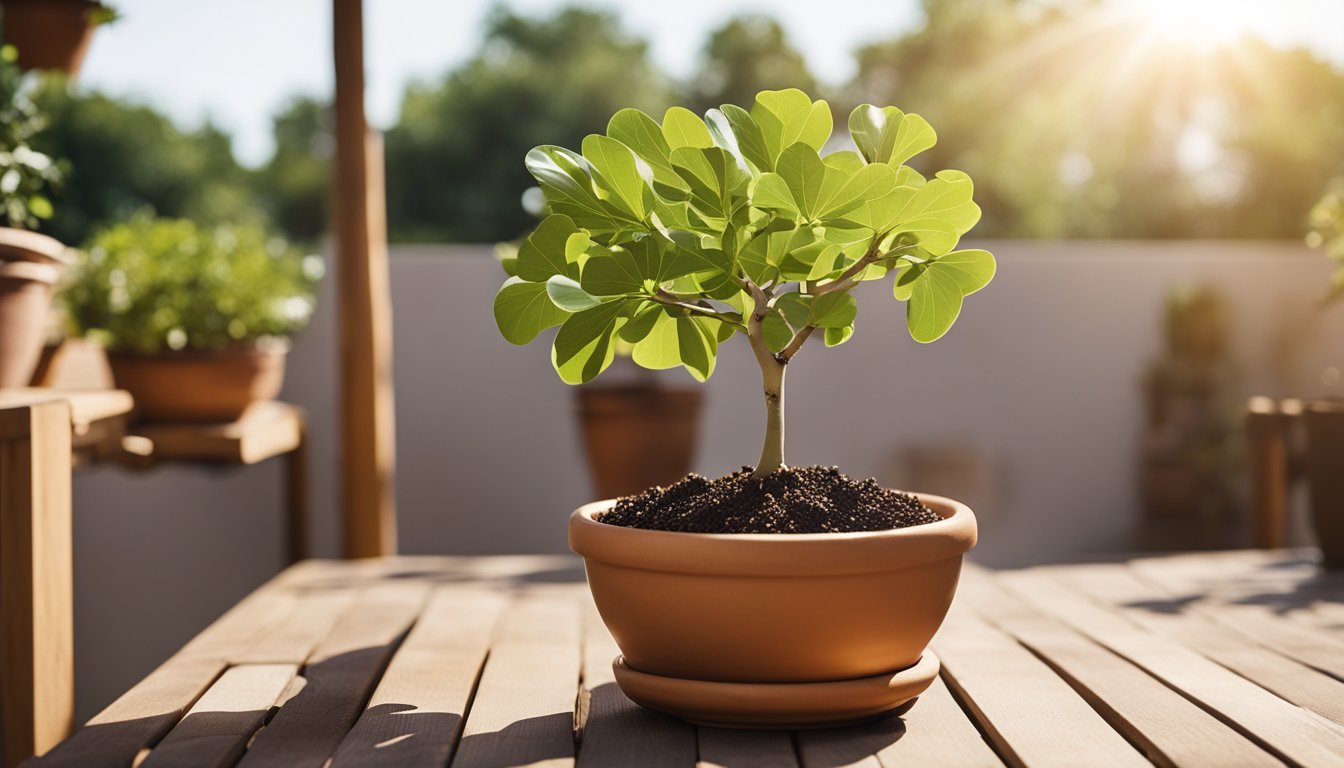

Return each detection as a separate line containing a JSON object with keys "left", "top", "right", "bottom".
{"left": 651, "top": 290, "right": 745, "bottom": 329}
{"left": 777, "top": 324, "right": 816, "bottom": 362}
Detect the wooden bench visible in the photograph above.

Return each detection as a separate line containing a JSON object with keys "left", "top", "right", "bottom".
{"left": 26, "top": 549, "right": 1344, "bottom": 767}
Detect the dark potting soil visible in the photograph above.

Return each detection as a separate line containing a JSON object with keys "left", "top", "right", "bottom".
{"left": 597, "top": 465, "right": 942, "bottom": 534}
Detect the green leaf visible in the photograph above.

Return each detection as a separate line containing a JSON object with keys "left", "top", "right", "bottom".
{"left": 494, "top": 277, "right": 571, "bottom": 345}
{"left": 848, "top": 105, "right": 937, "bottom": 166}
{"left": 768, "top": 144, "right": 896, "bottom": 223}
{"left": 762, "top": 292, "right": 811, "bottom": 353}
{"left": 581, "top": 236, "right": 706, "bottom": 296}
{"left": 630, "top": 310, "right": 720, "bottom": 381}
{"left": 526, "top": 146, "right": 635, "bottom": 235}
{"left": 809, "top": 292, "right": 857, "bottom": 328}
{"left": 607, "top": 108, "right": 685, "bottom": 191}
{"left": 707, "top": 105, "right": 770, "bottom": 173}
{"left": 824, "top": 325, "right": 854, "bottom": 347}
{"left": 751, "top": 89, "right": 832, "bottom": 168}
{"left": 739, "top": 223, "right": 796, "bottom": 284}
{"left": 546, "top": 275, "right": 605, "bottom": 311}
{"left": 751, "top": 173, "right": 799, "bottom": 218}
{"left": 582, "top": 134, "right": 654, "bottom": 221}
{"left": 889, "top": 170, "right": 981, "bottom": 255}
{"left": 515, "top": 214, "right": 579, "bottom": 282}
{"left": 896, "top": 249, "right": 996, "bottom": 343}
{"left": 671, "top": 146, "right": 751, "bottom": 220}
{"left": 552, "top": 301, "right": 627, "bottom": 384}
{"left": 662, "top": 107, "right": 714, "bottom": 150}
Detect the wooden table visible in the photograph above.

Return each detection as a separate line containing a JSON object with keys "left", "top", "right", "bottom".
{"left": 27, "top": 550, "right": 1344, "bottom": 768}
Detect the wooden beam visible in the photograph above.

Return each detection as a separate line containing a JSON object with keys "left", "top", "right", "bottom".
{"left": 1, "top": 399, "right": 74, "bottom": 765}
{"left": 332, "top": 0, "right": 397, "bottom": 558}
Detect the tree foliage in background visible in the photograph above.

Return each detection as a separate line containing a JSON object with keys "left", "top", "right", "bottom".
{"left": 0, "top": 43, "right": 60, "bottom": 229}
{"left": 683, "top": 16, "right": 818, "bottom": 114}
{"left": 255, "top": 96, "right": 331, "bottom": 246}
{"left": 383, "top": 7, "right": 672, "bottom": 243}
{"left": 31, "top": 82, "right": 260, "bottom": 245}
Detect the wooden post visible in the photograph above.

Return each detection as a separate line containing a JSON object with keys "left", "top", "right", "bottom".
{"left": 1246, "top": 396, "right": 1290, "bottom": 549}
{"left": 1, "top": 399, "right": 74, "bottom": 765}
{"left": 333, "top": 0, "right": 397, "bottom": 558}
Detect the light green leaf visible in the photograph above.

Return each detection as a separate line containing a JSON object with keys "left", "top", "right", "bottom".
{"left": 896, "top": 248, "right": 996, "bottom": 343}
{"left": 515, "top": 214, "right": 579, "bottom": 282}
{"left": 582, "top": 134, "right": 654, "bottom": 221}
{"left": 809, "top": 292, "right": 857, "bottom": 328}
{"left": 708, "top": 104, "right": 771, "bottom": 172}
{"left": 546, "top": 275, "right": 605, "bottom": 311}
{"left": 662, "top": 107, "right": 714, "bottom": 150}
{"left": 494, "top": 277, "right": 571, "bottom": 345}
{"left": 671, "top": 146, "right": 751, "bottom": 220}
{"left": 848, "top": 105, "right": 937, "bottom": 166}
{"left": 526, "top": 145, "right": 637, "bottom": 235}
{"left": 607, "top": 108, "right": 685, "bottom": 191}
{"left": 888, "top": 170, "right": 981, "bottom": 254}
{"left": 751, "top": 89, "right": 832, "bottom": 168}
{"left": 824, "top": 325, "right": 854, "bottom": 347}
{"left": 751, "top": 173, "right": 799, "bottom": 217}
{"left": 631, "top": 310, "right": 719, "bottom": 381}
{"left": 552, "top": 301, "right": 627, "bottom": 384}
{"left": 769, "top": 144, "right": 896, "bottom": 223}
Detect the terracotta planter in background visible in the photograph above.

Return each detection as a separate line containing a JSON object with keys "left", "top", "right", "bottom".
{"left": 569, "top": 494, "right": 976, "bottom": 726}
{"left": 107, "top": 347, "right": 286, "bottom": 423}
{"left": 1304, "top": 400, "right": 1344, "bottom": 569}
{"left": 0, "top": 0, "right": 99, "bottom": 75}
{"left": 0, "top": 259, "right": 59, "bottom": 388}
{"left": 577, "top": 384, "right": 703, "bottom": 499}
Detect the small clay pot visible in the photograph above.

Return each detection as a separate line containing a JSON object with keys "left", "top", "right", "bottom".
{"left": 106, "top": 347, "right": 286, "bottom": 423}
{"left": 577, "top": 385, "right": 703, "bottom": 499}
{"left": 570, "top": 493, "right": 976, "bottom": 726}
{"left": 1304, "top": 401, "right": 1344, "bottom": 569}
{"left": 0, "top": 0, "right": 100, "bottom": 76}
{"left": 0, "top": 260, "right": 60, "bottom": 388}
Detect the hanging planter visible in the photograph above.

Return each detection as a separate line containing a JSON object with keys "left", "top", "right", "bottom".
{"left": 0, "top": 0, "right": 115, "bottom": 76}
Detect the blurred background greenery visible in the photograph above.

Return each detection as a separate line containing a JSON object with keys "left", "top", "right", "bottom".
{"left": 26, "top": 0, "right": 1344, "bottom": 248}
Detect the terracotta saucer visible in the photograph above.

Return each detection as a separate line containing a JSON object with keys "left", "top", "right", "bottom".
{"left": 612, "top": 650, "right": 940, "bottom": 729}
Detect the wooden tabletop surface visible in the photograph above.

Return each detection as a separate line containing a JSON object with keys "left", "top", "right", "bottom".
{"left": 29, "top": 550, "right": 1344, "bottom": 768}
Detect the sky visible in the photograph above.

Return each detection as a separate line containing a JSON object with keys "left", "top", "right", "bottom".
{"left": 75, "top": 0, "right": 1344, "bottom": 168}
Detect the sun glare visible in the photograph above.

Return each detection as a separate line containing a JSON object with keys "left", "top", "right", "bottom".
{"left": 1129, "top": 0, "right": 1266, "bottom": 50}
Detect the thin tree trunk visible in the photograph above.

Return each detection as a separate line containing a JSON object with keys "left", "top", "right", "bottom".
{"left": 754, "top": 355, "right": 786, "bottom": 476}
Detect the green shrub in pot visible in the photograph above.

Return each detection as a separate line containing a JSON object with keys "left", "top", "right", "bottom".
{"left": 64, "top": 213, "right": 322, "bottom": 421}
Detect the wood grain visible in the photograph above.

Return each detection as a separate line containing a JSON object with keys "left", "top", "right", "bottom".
{"left": 576, "top": 599, "right": 696, "bottom": 768}
{"left": 139, "top": 664, "right": 297, "bottom": 768}
{"left": 328, "top": 587, "right": 506, "bottom": 768}
{"left": 236, "top": 581, "right": 430, "bottom": 768}
{"left": 933, "top": 606, "right": 1149, "bottom": 768}
{"left": 128, "top": 403, "right": 304, "bottom": 465}
{"left": 998, "top": 568, "right": 1344, "bottom": 767}
{"left": 697, "top": 728, "right": 797, "bottom": 768}
{"left": 452, "top": 588, "right": 584, "bottom": 768}
{"left": 1, "top": 400, "right": 74, "bottom": 767}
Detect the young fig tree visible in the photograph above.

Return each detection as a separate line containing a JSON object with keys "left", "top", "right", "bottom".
{"left": 494, "top": 89, "right": 994, "bottom": 477}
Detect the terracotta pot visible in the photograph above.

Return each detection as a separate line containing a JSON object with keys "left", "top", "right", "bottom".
{"left": 577, "top": 384, "right": 703, "bottom": 498}
{"left": 1304, "top": 401, "right": 1344, "bottom": 569}
{"left": 0, "top": 259, "right": 59, "bottom": 388}
{"left": 0, "top": 0, "right": 99, "bottom": 75}
{"left": 106, "top": 347, "right": 286, "bottom": 423}
{"left": 570, "top": 493, "right": 976, "bottom": 726}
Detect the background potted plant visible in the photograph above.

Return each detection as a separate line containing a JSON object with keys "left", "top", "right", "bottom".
{"left": 499, "top": 240, "right": 706, "bottom": 499}
{"left": 495, "top": 88, "right": 993, "bottom": 726}
{"left": 0, "top": 0, "right": 117, "bottom": 76}
{"left": 1305, "top": 179, "right": 1344, "bottom": 567}
{"left": 0, "top": 41, "right": 67, "bottom": 387}
{"left": 63, "top": 213, "right": 320, "bottom": 421}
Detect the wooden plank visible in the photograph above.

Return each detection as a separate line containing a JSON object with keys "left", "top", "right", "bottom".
{"left": 697, "top": 728, "right": 797, "bottom": 768}
{"left": 997, "top": 568, "right": 1344, "bottom": 766}
{"left": 932, "top": 606, "right": 1149, "bottom": 768}
{"left": 960, "top": 568, "right": 1282, "bottom": 768}
{"left": 0, "top": 388, "right": 132, "bottom": 430}
{"left": 328, "top": 587, "right": 507, "bottom": 768}
{"left": 237, "top": 581, "right": 430, "bottom": 768}
{"left": 576, "top": 598, "right": 696, "bottom": 768}
{"left": 334, "top": 0, "right": 398, "bottom": 558}
{"left": 128, "top": 402, "right": 304, "bottom": 465}
{"left": 796, "top": 676, "right": 1004, "bottom": 768}
{"left": 1128, "top": 555, "right": 1344, "bottom": 678}
{"left": 452, "top": 588, "right": 583, "bottom": 768}
{"left": 284, "top": 417, "right": 310, "bottom": 563}
{"left": 1, "top": 400, "right": 73, "bottom": 767}
{"left": 1065, "top": 562, "right": 1344, "bottom": 726}
{"left": 140, "top": 664, "right": 297, "bottom": 768}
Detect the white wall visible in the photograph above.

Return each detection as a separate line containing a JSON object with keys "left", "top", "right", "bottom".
{"left": 68, "top": 240, "right": 1344, "bottom": 721}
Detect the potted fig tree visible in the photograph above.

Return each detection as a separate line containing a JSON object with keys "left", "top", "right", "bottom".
{"left": 0, "top": 40, "right": 67, "bottom": 387}
{"left": 63, "top": 213, "right": 321, "bottom": 421}
{"left": 495, "top": 88, "right": 993, "bottom": 726}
